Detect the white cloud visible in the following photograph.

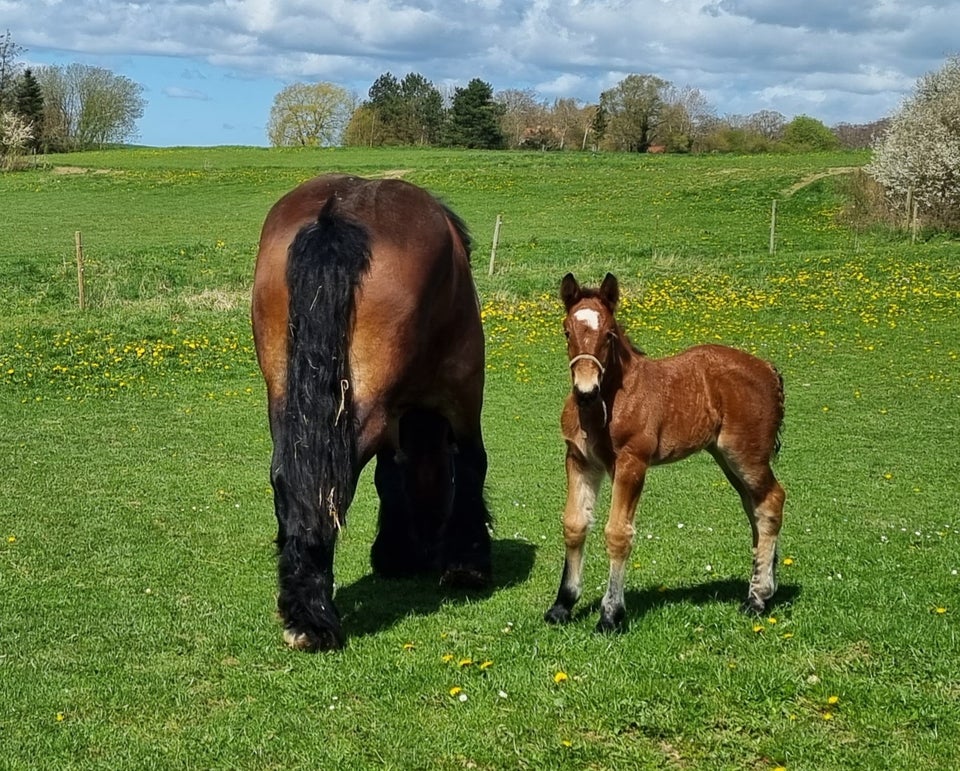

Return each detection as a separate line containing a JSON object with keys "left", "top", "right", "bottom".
{"left": 163, "top": 86, "right": 212, "bottom": 100}
{"left": 8, "top": 0, "right": 957, "bottom": 143}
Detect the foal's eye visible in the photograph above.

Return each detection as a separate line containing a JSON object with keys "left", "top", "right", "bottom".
{"left": 563, "top": 329, "right": 570, "bottom": 339}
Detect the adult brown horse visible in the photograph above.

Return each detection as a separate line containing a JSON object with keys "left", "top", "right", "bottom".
{"left": 545, "top": 273, "right": 785, "bottom": 632}
{"left": 252, "top": 174, "right": 491, "bottom": 652}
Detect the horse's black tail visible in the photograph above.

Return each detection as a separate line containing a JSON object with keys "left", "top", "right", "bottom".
{"left": 274, "top": 198, "right": 371, "bottom": 647}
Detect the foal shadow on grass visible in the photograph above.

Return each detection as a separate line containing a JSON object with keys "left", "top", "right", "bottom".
{"left": 572, "top": 579, "right": 801, "bottom": 628}
{"left": 335, "top": 538, "right": 537, "bottom": 640}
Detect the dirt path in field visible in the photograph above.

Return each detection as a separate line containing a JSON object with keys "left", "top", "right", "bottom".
{"left": 783, "top": 166, "right": 858, "bottom": 196}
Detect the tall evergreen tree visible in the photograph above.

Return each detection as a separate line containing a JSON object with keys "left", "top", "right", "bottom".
{"left": 443, "top": 79, "right": 505, "bottom": 149}
{"left": 15, "top": 68, "right": 43, "bottom": 152}
{"left": 366, "top": 72, "right": 404, "bottom": 144}
{"left": 398, "top": 72, "right": 443, "bottom": 146}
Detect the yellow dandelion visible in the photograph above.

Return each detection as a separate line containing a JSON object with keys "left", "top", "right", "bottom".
{"left": 458, "top": 658, "right": 473, "bottom": 668}
{"left": 767, "top": 617, "right": 777, "bottom": 624}
{"left": 827, "top": 695, "right": 840, "bottom": 705}
{"left": 773, "top": 766, "right": 787, "bottom": 771}
{"left": 561, "top": 739, "right": 573, "bottom": 748}
{"left": 56, "top": 712, "right": 65, "bottom": 722}
{"left": 441, "top": 653, "right": 454, "bottom": 663}
{"left": 479, "top": 660, "right": 493, "bottom": 671}
{"left": 449, "top": 686, "right": 462, "bottom": 696}
{"left": 402, "top": 642, "right": 415, "bottom": 651}
{"left": 782, "top": 632, "right": 794, "bottom": 639}
{"left": 7, "top": 536, "right": 15, "bottom": 544}
{"left": 934, "top": 607, "right": 947, "bottom": 615}
{"left": 553, "top": 671, "right": 569, "bottom": 684}
{"left": 753, "top": 624, "right": 764, "bottom": 633}
{"left": 782, "top": 557, "right": 794, "bottom": 566}
{"left": 822, "top": 712, "right": 833, "bottom": 721}
{"left": 883, "top": 472, "right": 893, "bottom": 480}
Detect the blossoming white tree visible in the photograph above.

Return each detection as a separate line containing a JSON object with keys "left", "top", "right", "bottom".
{"left": 867, "top": 55, "right": 960, "bottom": 230}
{"left": 0, "top": 110, "right": 32, "bottom": 170}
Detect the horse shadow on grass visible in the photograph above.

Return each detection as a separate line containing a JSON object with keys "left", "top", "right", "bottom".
{"left": 335, "top": 538, "right": 537, "bottom": 640}
{"left": 570, "top": 579, "right": 802, "bottom": 628}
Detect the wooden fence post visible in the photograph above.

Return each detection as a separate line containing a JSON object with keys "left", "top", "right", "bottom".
{"left": 488, "top": 214, "right": 502, "bottom": 276}
{"left": 769, "top": 199, "right": 777, "bottom": 255}
{"left": 75, "top": 231, "right": 86, "bottom": 311}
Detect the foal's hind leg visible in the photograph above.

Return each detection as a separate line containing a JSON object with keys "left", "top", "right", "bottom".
{"left": 710, "top": 447, "right": 785, "bottom": 613}
{"left": 545, "top": 448, "right": 604, "bottom": 624}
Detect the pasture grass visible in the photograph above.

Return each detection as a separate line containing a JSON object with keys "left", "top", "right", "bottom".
{"left": 1, "top": 146, "right": 958, "bottom": 770}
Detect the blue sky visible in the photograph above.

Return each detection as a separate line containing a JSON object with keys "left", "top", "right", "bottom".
{"left": 7, "top": 0, "right": 959, "bottom": 147}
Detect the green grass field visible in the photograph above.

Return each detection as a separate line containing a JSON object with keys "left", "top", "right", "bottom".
{"left": 1, "top": 147, "right": 958, "bottom": 769}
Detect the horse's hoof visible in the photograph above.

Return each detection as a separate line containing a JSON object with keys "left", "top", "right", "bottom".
{"left": 282, "top": 626, "right": 345, "bottom": 652}
{"left": 544, "top": 604, "right": 571, "bottom": 625}
{"left": 440, "top": 565, "right": 490, "bottom": 589}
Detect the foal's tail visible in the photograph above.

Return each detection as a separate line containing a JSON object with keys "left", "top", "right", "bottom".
{"left": 278, "top": 198, "right": 371, "bottom": 538}
{"left": 773, "top": 367, "right": 785, "bottom": 455}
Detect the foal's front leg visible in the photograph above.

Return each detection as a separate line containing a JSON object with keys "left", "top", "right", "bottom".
{"left": 598, "top": 457, "right": 647, "bottom": 632}
{"left": 544, "top": 447, "right": 603, "bottom": 624}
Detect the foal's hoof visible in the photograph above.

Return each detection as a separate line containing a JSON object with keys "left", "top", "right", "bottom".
{"left": 740, "top": 596, "right": 767, "bottom": 616}
{"left": 544, "top": 604, "right": 571, "bottom": 625}
{"left": 282, "top": 625, "right": 345, "bottom": 653}
{"left": 595, "top": 608, "right": 626, "bottom": 634}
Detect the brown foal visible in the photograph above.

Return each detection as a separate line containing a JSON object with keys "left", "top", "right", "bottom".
{"left": 544, "top": 273, "right": 786, "bottom": 632}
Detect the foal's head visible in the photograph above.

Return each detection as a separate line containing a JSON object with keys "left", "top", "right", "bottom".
{"left": 560, "top": 272, "right": 620, "bottom": 405}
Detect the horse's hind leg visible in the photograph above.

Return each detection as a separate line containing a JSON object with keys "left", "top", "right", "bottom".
{"left": 372, "top": 408, "right": 455, "bottom": 577}
{"left": 545, "top": 448, "right": 604, "bottom": 624}
{"left": 371, "top": 448, "right": 428, "bottom": 577}
{"left": 710, "top": 446, "right": 785, "bottom": 613}
{"left": 269, "top": 427, "right": 345, "bottom": 651}
{"left": 440, "top": 432, "right": 492, "bottom": 587}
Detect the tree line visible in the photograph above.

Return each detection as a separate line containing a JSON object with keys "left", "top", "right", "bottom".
{"left": 0, "top": 30, "right": 145, "bottom": 166}
{"left": 269, "top": 69, "right": 887, "bottom": 155}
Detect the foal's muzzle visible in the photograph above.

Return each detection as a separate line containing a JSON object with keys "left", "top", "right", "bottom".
{"left": 569, "top": 353, "right": 605, "bottom": 404}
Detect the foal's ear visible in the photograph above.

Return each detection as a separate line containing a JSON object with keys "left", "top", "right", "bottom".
{"left": 599, "top": 273, "right": 619, "bottom": 312}
{"left": 560, "top": 273, "right": 581, "bottom": 309}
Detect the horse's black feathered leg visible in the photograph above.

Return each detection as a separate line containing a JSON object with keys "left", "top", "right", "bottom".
{"left": 440, "top": 437, "right": 492, "bottom": 588}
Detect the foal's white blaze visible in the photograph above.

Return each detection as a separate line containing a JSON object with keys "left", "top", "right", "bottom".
{"left": 573, "top": 308, "right": 600, "bottom": 331}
